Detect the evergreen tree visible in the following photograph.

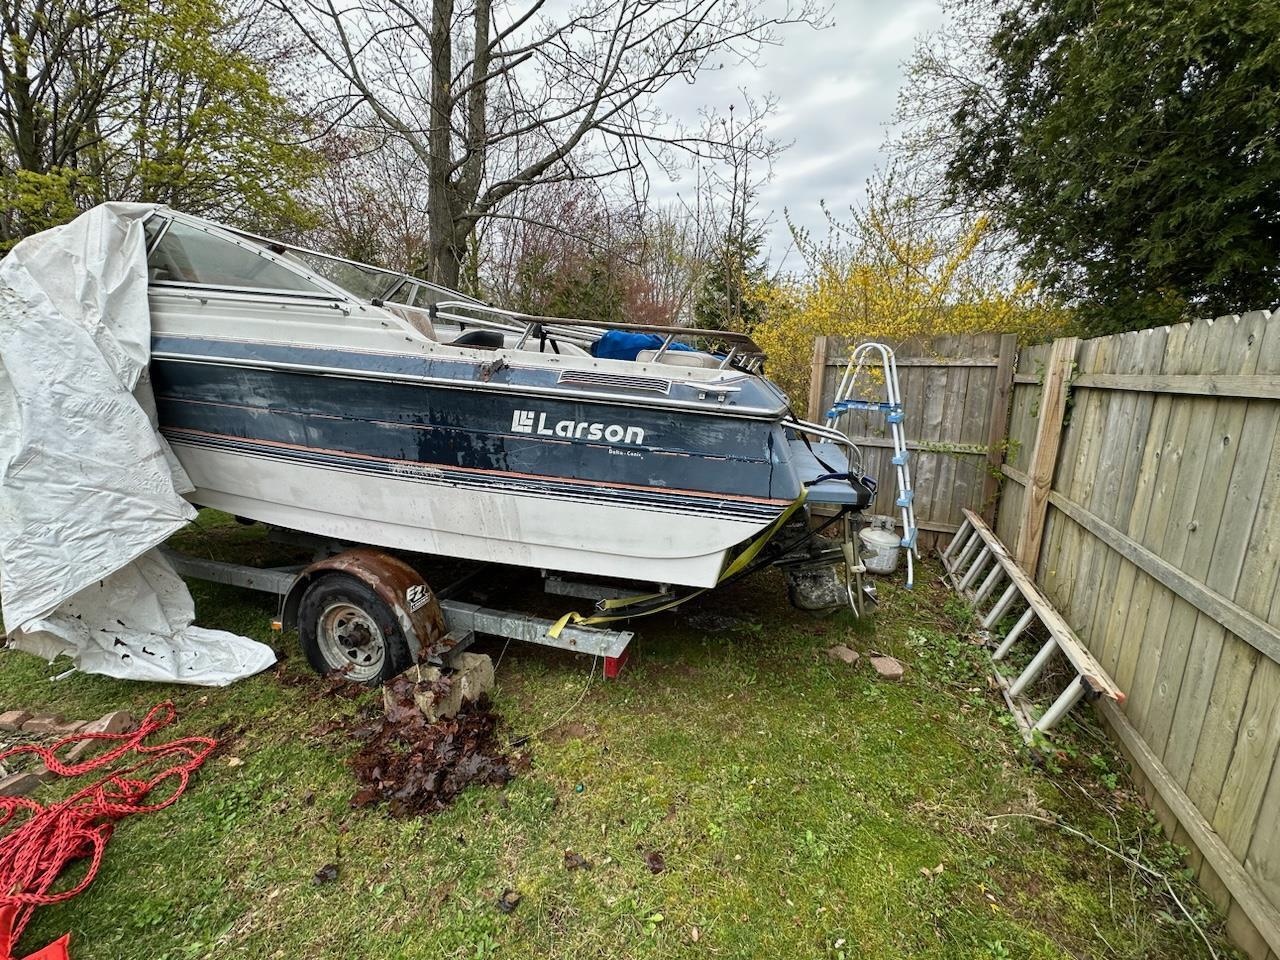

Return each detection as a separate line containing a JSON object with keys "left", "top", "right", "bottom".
{"left": 937, "top": 0, "right": 1280, "bottom": 332}
{"left": 695, "top": 227, "right": 768, "bottom": 332}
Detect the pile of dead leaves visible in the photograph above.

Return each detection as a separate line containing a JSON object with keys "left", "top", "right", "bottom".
{"left": 349, "top": 677, "right": 527, "bottom": 817}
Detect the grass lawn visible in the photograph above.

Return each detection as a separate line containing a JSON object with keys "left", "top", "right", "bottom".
{"left": 0, "top": 513, "right": 1236, "bottom": 959}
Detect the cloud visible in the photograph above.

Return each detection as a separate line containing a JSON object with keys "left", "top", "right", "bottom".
{"left": 652, "top": 0, "right": 943, "bottom": 271}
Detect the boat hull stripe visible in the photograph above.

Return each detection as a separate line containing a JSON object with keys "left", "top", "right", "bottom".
{"left": 163, "top": 429, "right": 789, "bottom": 521}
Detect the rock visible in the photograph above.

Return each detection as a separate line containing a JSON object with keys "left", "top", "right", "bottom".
{"left": 826, "top": 644, "right": 860, "bottom": 666}
{"left": 0, "top": 710, "right": 32, "bottom": 732}
{"left": 869, "top": 655, "right": 905, "bottom": 682}
{"left": 786, "top": 565, "right": 846, "bottom": 611}
{"left": 56, "top": 720, "right": 88, "bottom": 736}
{"left": 83, "top": 710, "right": 136, "bottom": 736}
{"left": 0, "top": 772, "right": 42, "bottom": 796}
{"left": 449, "top": 652, "right": 495, "bottom": 705}
{"left": 20, "top": 715, "right": 64, "bottom": 735}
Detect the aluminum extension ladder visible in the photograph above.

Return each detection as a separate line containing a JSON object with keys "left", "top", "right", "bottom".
{"left": 825, "top": 342, "right": 919, "bottom": 588}
{"left": 941, "top": 509, "right": 1126, "bottom": 742}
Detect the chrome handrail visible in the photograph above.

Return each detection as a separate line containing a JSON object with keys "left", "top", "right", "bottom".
{"left": 785, "top": 416, "right": 866, "bottom": 477}
{"left": 431, "top": 300, "right": 767, "bottom": 355}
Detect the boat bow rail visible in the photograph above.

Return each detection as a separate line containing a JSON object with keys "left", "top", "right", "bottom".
{"left": 430, "top": 300, "right": 768, "bottom": 373}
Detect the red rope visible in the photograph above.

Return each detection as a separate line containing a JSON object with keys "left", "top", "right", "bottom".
{"left": 0, "top": 702, "right": 215, "bottom": 951}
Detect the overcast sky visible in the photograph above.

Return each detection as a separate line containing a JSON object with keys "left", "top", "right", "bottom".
{"left": 654, "top": 0, "right": 945, "bottom": 272}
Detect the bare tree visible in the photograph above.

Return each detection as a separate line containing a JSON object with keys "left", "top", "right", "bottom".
{"left": 278, "top": 0, "right": 827, "bottom": 289}
{"left": 307, "top": 130, "right": 435, "bottom": 271}
{"left": 887, "top": 0, "right": 1007, "bottom": 220}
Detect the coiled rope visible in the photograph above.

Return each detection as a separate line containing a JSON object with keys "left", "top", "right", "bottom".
{"left": 0, "top": 702, "right": 215, "bottom": 957}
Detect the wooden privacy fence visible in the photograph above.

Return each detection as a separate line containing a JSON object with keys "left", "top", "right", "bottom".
{"left": 995, "top": 311, "right": 1280, "bottom": 960}
{"left": 807, "top": 333, "right": 1017, "bottom": 548}
{"left": 810, "top": 313, "right": 1280, "bottom": 958}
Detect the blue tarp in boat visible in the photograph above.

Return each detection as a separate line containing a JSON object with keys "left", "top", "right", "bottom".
{"left": 589, "top": 330, "right": 696, "bottom": 361}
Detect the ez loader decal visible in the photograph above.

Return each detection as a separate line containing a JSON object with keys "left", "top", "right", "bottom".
{"left": 511, "top": 409, "right": 645, "bottom": 445}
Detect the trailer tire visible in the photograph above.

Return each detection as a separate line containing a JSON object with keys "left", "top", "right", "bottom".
{"left": 298, "top": 573, "right": 411, "bottom": 685}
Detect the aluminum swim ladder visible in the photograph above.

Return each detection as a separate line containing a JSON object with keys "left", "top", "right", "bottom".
{"left": 824, "top": 341, "right": 919, "bottom": 588}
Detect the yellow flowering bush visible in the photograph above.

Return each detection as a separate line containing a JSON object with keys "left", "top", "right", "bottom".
{"left": 755, "top": 201, "right": 1068, "bottom": 404}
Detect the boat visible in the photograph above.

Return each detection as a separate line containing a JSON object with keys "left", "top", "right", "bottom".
{"left": 144, "top": 208, "right": 874, "bottom": 596}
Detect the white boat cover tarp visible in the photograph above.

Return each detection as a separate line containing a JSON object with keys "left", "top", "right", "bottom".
{"left": 0, "top": 203, "right": 276, "bottom": 685}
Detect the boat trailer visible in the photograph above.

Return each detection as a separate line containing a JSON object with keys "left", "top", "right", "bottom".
{"left": 162, "top": 533, "right": 636, "bottom": 681}
{"left": 163, "top": 485, "right": 874, "bottom": 685}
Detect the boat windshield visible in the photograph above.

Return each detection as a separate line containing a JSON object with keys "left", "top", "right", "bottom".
{"left": 282, "top": 250, "right": 402, "bottom": 301}
{"left": 148, "top": 220, "right": 327, "bottom": 294}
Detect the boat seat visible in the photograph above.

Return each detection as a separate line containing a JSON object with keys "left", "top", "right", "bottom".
{"left": 386, "top": 304, "right": 436, "bottom": 340}
{"left": 786, "top": 437, "right": 875, "bottom": 508}
{"left": 635, "top": 349, "right": 721, "bottom": 369}
{"left": 451, "top": 329, "right": 505, "bottom": 350}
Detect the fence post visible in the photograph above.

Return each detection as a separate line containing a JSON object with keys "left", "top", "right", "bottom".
{"left": 806, "top": 335, "right": 830, "bottom": 421}
{"left": 981, "top": 333, "right": 1018, "bottom": 524}
{"left": 1014, "top": 335, "right": 1079, "bottom": 575}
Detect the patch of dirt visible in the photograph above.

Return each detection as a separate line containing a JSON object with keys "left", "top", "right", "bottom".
{"left": 543, "top": 721, "right": 594, "bottom": 744}
{"left": 349, "top": 682, "right": 528, "bottom": 817}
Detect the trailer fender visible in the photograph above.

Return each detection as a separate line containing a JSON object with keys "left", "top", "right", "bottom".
{"left": 282, "top": 548, "right": 449, "bottom": 663}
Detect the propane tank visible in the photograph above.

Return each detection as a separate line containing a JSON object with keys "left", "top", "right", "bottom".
{"left": 859, "top": 516, "right": 901, "bottom": 575}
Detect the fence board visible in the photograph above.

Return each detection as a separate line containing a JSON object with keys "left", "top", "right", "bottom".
{"left": 1072, "top": 372, "right": 1280, "bottom": 398}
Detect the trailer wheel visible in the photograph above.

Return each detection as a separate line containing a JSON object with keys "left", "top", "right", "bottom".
{"left": 298, "top": 573, "right": 411, "bottom": 685}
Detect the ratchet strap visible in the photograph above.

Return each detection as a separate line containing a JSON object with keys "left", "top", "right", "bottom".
{"left": 547, "top": 489, "right": 808, "bottom": 638}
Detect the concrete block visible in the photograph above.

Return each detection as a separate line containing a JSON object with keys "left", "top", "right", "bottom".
{"left": 21, "top": 715, "right": 64, "bottom": 735}
{"left": 449, "top": 652, "right": 495, "bottom": 704}
{"left": 83, "top": 710, "right": 135, "bottom": 735}
{"left": 0, "top": 710, "right": 32, "bottom": 732}
{"left": 413, "top": 667, "right": 464, "bottom": 722}
{"left": 382, "top": 665, "right": 463, "bottom": 722}
{"left": 384, "top": 654, "right": 495, "bottom": 723}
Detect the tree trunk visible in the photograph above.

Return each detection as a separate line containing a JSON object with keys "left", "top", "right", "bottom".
{"left": 430, "top": 210, "right": 467, "bottom": 289}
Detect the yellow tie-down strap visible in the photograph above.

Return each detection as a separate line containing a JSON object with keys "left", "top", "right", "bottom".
{"left": 547, "top": 489, "right": 808, "bottom": 638}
